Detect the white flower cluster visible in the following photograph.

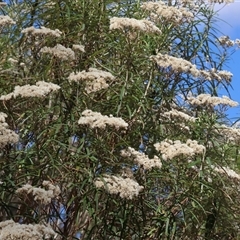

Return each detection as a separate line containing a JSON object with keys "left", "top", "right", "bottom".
{"left": 0, "top": 220, "right": 55, "bottom": 240}
{"left": 0, "top": 81, "right": 60, "bottom": 100}
{"left": 40, "top": 44, "right": 75, "bottom": 61}
{"left": 187, "top": 94, "right": 238, "bottom": 107}
{"left": 150, "top": 53, "right": 232, "bottom": 82}
{"left": 8, "top": 58, "right": 18, "bottom": 64}
{"left": 43, "top": 1, "right": 56, "bottom": 8}
{"left": 16, "top": 181, "right": 61, "bottom": 205}
{"left": 68, "top": 68, "right": 115, "bottom": 93}
{"left": 110, "top": 17, "right": 161, "bottom": 34}
{"left": 72, "top": 44, "right": 85, "bottom": 52}
{"left": 216, "top": 124, "right": 240, "bottom": 144}
{"left": 217, "top": 36, "right": 235, "bottom": 47}
{"left": 121, "top": 147, "right": 162, "bottom": 170}
{"left": 213, "top": 166, "right": 240, "bottom": 180}
{"left": 150, "top": 53, "right": 199, "bottom": 77}
{"left": 0, "top": 15, "right": 15, "bottom": 27}
{"left": 180, "top": 0, "right": 199, "bottom": 8}
{"left": 95, "top": 175, "right": 144, "bottom": 199}
{"left": 200, "top": 68, "right": 233, "bottom": 82}
{"left": 0, "top": 2, "right": 7, "bottom": 7}
{"left": 7, "top": 57, "right": 26, "bottom": 70}
{"left": 0, "top": 112, "right": 6, "bottom": 122}
{"left": 217, "top": 36, "right": 240, "bottom": 49}
{"left": 209, "top": 0, "right": 234, "bottom": 3}
{"left": 176, "top": 123, "right": 191, "bottom": 132}
{"left": 0, "top": 112, "right": 19, "bottom": 148}
{"left": 154, "top": 139, "right": 205, "bottom": 160}
{"left": 162, "top": 109, "right": 196, "bottom": 122}
{"left": 141, "top": 1, "right": 194, "bottom": 25}
{"left": 21, "top": 26, "right": 62, "bottom": 38}
{"left": 78, "top": 110, "right": 128, "bottom": 130}
{"left": 235, "top": 39, "right": 240, "bottom": 47}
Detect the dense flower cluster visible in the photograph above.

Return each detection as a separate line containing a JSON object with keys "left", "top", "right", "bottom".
{"left": 187, "top": 94, "right": 238, "bottom": 107}
{"left": 21, "top": 26, "right": 62, "bottom": 37}
{"left": 68, "top": 68, "right": 115, "bottom": 93}
{"left": 72, "top": 44, "right": 85, "bottom": 52}
{"left": 16, "top": 181, "right": 61, "bottom": 205}
{"left": 217, "top": 36, "right": 240, "bottom": 49}
{"left": 8, "top": 58, "right": 18, "bottom": 64}
{"left": 150, "top": 53, "right": 199, "bottom": 76}
{"left": 121, "top": 147, "right": 162, "bottom": 170}
{"left": 208, "top": 0, "right": 234, "bottom": 3}
{"left": 0, "top": 2, "right": 7, "bottom": 7}
{"left": 200, "top": 68, "right": 233, "bottom": 82}
{"left": 217, "top": 35, "right": 235, "bottom": 47}
{"left": 150, "top": 53, "right": 232, "bottom": 82}
{"left": 40, "top": 44, "right": 75, "bottom": 61}
{"left": 213, "top": 165, "right": 240, "bottom": 180}
{"left": 215, "top": 124, "right": 240, "bottom": 144}
{"left": 162, "top": 109, "right": 196, "bottom": 122}
{"left": 0, "top": 220, "right": 55, "bottom": 240}
{"left": 141, "top": 1, "right": 194, "bottom": 25}
{"left": 0, "top": 81, "right": 60, "bottom": 100}
{"left": 78, "top": 110, "right": 128, "bottom": 129}
{"left": 95, "top": 175, "right": 144, "bottom": 199}
{"left": 154, "top": 139, "right": 205, "bottom": 160}
{"left": 110, "top": 17, "right": 161, "bottom": 34}
{"left": 0, "top": 15, "right": 15, "bottom": 27}
{"left": 0, "top": 112, "right": 19, "bottom": 148}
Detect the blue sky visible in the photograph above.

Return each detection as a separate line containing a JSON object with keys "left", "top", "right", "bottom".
{"left": 213, "top": 2, "right": 240, "bottom": 122}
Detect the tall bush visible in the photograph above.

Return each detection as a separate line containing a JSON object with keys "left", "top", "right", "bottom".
{"left": 0, "top": 0, "right": 240, "bottom": 239}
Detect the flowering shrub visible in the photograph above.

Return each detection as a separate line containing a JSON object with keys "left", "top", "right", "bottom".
{"left": 0, "top": 0, "right": 239, "bottom": 239}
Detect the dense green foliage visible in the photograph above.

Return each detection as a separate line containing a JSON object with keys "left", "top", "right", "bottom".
{"left": 0, "top": 0, "right": 240, "bottom": 239}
